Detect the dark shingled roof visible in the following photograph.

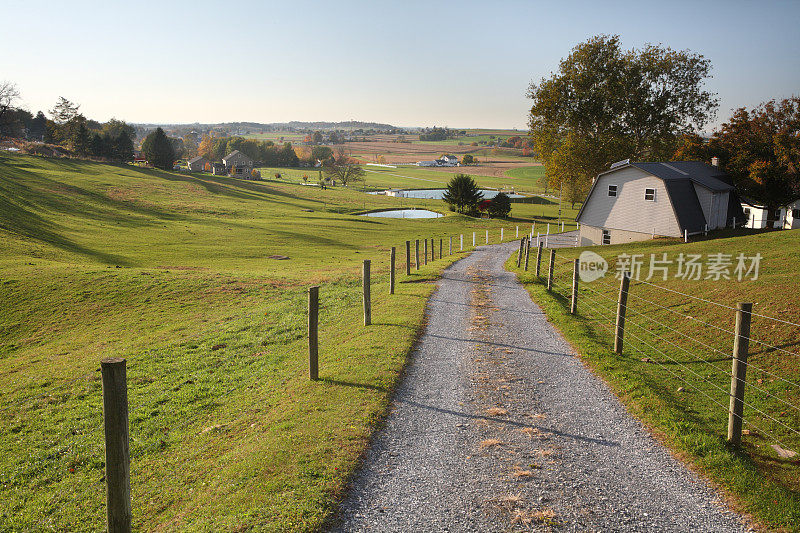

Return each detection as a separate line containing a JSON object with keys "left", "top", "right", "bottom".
{"left": 630, "top": 162, "right": 734, "bottom": 192}
{"left": 188, "top": 156, "right": 206, "bottom": 164}
{"left": 662, "top": 179, "right": 707, "bottom": 233}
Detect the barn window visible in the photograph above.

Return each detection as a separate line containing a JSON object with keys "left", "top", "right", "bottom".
{"left": 793, "top": 209, "right": 800, "bottom": 218}
{"left": 608, "top": 184, "right": 617, "bottom": 197}
{"left": 602, "top": 229, "right": 611, "bottom": 245}
{"left": 644, "top": 188, "right": 656, "bottom": 201}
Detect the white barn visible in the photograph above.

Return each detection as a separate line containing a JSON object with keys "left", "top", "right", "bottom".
{"left": 576, "top": 161, "right": 743, "bottom": 246}
{"left": 741, "top": 197, "right": 800, "bottom": 229}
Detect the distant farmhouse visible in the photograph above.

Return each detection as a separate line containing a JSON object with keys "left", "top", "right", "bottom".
{"left": 187, "top": 156, "right": 208, "bottom": 172}
{"left": 741, "top": 197, "right": 800, "bottom": 229}
{"left": 222, "top": 150, "right": 254, "bottom": 178}
{"left": 417, "top": 154, "right": 459, "bottom": 167}
{"left": 576, "top": 160, "right": 743, "bottom": 246}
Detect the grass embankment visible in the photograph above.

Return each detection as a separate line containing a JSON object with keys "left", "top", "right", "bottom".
{"left": 0, "top": 153, "right": 538, "bottom": 531}
{"left": 508, "top": 231, "right": 800, "bottom": 530}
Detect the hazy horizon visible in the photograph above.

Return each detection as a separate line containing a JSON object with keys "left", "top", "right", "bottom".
{"left": 3, "top": 0, "right": 799, "bottom": 130}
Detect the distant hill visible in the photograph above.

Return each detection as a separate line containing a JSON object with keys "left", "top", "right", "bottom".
{"left": 133, "top": 121, "right": 405, "bottom": 136}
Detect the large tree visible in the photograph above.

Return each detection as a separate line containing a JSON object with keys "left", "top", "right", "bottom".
{"left": 142, "top": 127, "right": 176, "bottom": 170}
{"left": 0, "top": 81, "right": 21, "bottom": 134}
{"left": 527, "top": 35, "right": 718, "bottom": 197}
{"left": 442, "top": 174, "right": 483, "bottom": 214}
{"left": 707, "top": 97, "right": 800, "bottom": 222}
{"left": 323, "top": 147, "right": 364, "bottom": 186}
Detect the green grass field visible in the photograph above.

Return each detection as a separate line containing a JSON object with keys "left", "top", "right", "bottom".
{"left": 0, "top": 152, "right": 576, "bottom": 531}
{"left": 508, "top": 231, "right": 800, "bottom": 530}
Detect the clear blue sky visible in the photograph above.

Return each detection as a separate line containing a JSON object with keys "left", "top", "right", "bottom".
{"left": 2, "top": 0, "right": 798, "bottom": 129}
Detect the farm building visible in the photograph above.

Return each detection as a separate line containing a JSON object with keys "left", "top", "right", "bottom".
{"left": 741, "top": 197, "right": 800, "bottom": 229}
{"left": 417, "top": 160, "right": 438, "bottom": 167}
{"left": 211, "top": 162, "right": 226, "bottom": 176}
{"left": 222, "top": 150, "right": 254, "bottom": 178}
{"left": 576, "top": 160, "right": 744, "bottom": 246}
{"left": 439, "top": 155, "right": 459, "bottom": 166}
{"left": 187, "top": 156, "right": 208, "bottom": 172}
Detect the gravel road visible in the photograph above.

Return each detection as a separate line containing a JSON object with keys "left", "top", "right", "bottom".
{"left": 331, "top": 241, "right": 751, "bottom": 532}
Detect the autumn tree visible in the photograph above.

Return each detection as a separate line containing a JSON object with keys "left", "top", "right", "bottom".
{"left": 528, "top": 35, "right": 718, "bottom": 200}
{"left": 198, "top": 135, "right": 216, "bottom": 161}
{"left": 708, "top": 97, "right": 800, "bottom": 222}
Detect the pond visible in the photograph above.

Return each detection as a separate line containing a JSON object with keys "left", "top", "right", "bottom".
{"left": 361, "top": 209, "right": 443, "bottom": 219}
{"left": 372, "top": 189, "right": 526, "bottom": 200}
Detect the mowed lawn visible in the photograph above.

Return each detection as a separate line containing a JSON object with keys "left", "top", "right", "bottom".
{"left": 0, "top": 153, "right": 549, "bottom": 531}
{"left": 508, "top": 231, "right": 800, "bottom": 530}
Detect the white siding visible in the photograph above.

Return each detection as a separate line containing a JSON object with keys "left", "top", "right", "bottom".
{"left": 577, "top": 167, "right": 682, "bottom": 238}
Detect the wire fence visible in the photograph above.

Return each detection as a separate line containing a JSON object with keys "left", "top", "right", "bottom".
{"left": 1, "top": 225, "right": 537, "bottom": 531}
{"left": 517, "top": 248, "right": 800, "bottom": 460}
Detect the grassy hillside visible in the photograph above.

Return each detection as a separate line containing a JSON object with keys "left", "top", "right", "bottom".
{"left": 509, "top": 231, "right": 800, "bottom": 530}
{"left": 0, "top": 153, "right": 557, "bottom": 531}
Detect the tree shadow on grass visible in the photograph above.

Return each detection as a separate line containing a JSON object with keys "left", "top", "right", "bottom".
{"left": 320, "top": 378, "right": 388, "bottom": 392}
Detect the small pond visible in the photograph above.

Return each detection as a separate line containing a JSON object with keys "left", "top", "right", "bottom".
{"left": 362, "top": 209, "right": 443, "bottom": 219}
{"left": 371, "top": 189, "right": 526, "bottom": 200}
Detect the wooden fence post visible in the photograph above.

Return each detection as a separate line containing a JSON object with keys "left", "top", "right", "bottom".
{"left": 460, "top": 234, "right": 463, "bottom": 251}
{"left": 308, "top": 287, "right": 319, "bottom": 380}
{"left": 485, "top": 229, "right": 489, "bottom": 244}
{"left": 449, "top": 236, "right": 452, "bottom": 255}
{"left": 101, "top": 358, "right": 132, "bottom": 533}
{"left": 473, "top": 232, "right": 476, "bottom": 247}
{"left": 405, "top": 240, "right": 411, "bottom": 276}
{"left": 501, "top": 228, "right": 504, "bottom": 241}
{"left": 614, "top": 273, "right": 630, "bottom": 354}
{"left": 415, "top": 239, "right": 420, "bottom": 270}
{"left": 362, "top": 260, "right": 371, "bottom": 326}
{"left": 516, "top": 226, "right": 519, "bottom": 238}
{"left": 524, "top": 237, "right": 531, "bottom": 271}
{"left": 424, "top": 239, "right": 428, "bottom": 266}
{"left": 431, "top": 238, "right": 434, "bottom": 262}
{"left": 546, "top": 249, "right": 555, "bottom": 291}
{"left": 439, "top": 238, "right": 442, "bottom": 259}
{"left": 728, "top": 302, "right": 753, "bottom": 446}
{"left": 570, "top": 259, "right": 579, "bottom": 314}
{"left": 535, "top": 241, "right": 543, "bottom": 278}
{"left": 390, "top": 247, "right": 395, "bottom": 295}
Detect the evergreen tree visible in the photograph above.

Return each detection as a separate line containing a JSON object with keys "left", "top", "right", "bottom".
{"left": 442, "top": 174, "right": 483, "bottom": 214}
{"left": 113, "top": 131, "right": 134, "bottom": 162}
{"left": 487, "top": 192, "right": 512, "bottom": 218}
{"left": 142, "top": 127, "right": 175, "bottom": 170}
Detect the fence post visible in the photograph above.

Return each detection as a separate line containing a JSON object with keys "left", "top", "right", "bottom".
{"left": 728, "top": 302, "right": 753, "bottom": 446}
{"left": 614, "top": 273, "right": 630, "bottom": 354}
{"left": 406, "top": 240, "right": 411, "bottom": 276}
{"left": 516, "top": 226, "right": 519, "bottom": 238}
{"left": 473, "top": 232, "right": 476, "bottom": 247}
{"left": 439, "top": 238, "right": 442, "bottom": 259}
{"left": 524, "top": 237, "right": 531, "bottom": 271}
{"left": 101, "top": 358, "right": 132, "bottom": 533}
{"left": 501, "top": 228, "right": 504, "bottom": 241}
{"left": 684, "top": 229, "right": 688, "bottom": 243}
{"left": 415, "top": 239, "right": 420, "bottom": 270}
{"left": 363, "top": 260, "right": 371, "bottom": 326}
{"left": 485, "top": 229, "right": 489, "bottom": 244}
{"left": 516, "top": 238, "right": 524, "bottom": 267}
{"left": 390, "top": 247, "right": 395, "bottom": 295}
{"left": 460, "top": 234, "right": 463, "bottom": 251}
{"left": 431, "top": 238, "right": 435, "bottom": 262}
{"left": 424, "top": 239, "right": 428, "bottom": 265}
{"left": 449, "top": 236, "right": 452, "bottom": 255}
{"left": 547, "top": 249, "right": 555, "bottom": 291}
{"left": 570, "top": 259, "right": 579, "bottom": 314}
{"left": 535, "top": 241, "right": 543, "bottom": 278}
{"left": 308, "top": 287, "right": 319, "bottom": 380}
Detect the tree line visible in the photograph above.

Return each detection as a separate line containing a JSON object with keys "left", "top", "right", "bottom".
{"left": 0, "top": 87, "right": 134, "bottom": 162}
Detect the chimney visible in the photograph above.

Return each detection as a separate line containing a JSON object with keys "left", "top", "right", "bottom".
{"left": 711, "top": 156, "right": 719, "bottom": 167}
